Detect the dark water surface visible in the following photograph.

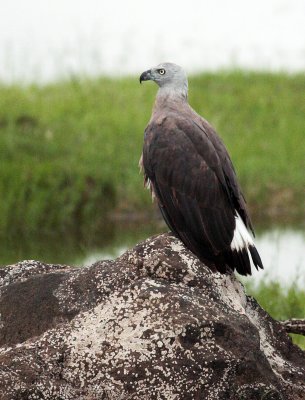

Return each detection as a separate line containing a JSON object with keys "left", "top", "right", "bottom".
{"left": 2, "top": 220, "right": 304, "bottom": 286}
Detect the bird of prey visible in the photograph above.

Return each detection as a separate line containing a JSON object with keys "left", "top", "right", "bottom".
{"left": 139, "top": 62, "right": 263, "bottom": 276}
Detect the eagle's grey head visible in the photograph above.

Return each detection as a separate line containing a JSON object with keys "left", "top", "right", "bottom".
{"left": 140, "top": 62, "right": 188, "bottom": 99}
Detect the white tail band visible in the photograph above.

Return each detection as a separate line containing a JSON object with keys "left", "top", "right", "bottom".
{"left": 230, "top": 213, "right": 254, "bottom": 251}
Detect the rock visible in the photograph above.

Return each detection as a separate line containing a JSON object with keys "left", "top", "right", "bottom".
{"left": 0, "top": 233, "right": 304, "bottom": 400}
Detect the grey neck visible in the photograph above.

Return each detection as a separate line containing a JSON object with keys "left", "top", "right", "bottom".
{"left": 158, "top": 82, "right": 188, "bottom": 100}
{"left": 154, "top": 84, "right": 188, "bottom": 111}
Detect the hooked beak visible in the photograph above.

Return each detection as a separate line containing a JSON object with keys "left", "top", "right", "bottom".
{"left": 139, "top": 69, "right": 152, "bottom": 84}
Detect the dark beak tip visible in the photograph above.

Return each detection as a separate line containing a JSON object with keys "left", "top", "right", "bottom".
{"left": 139, "top": 69, "right": 151, "bottom": 84}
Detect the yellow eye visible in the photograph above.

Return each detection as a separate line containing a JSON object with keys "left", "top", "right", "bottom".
{"left": 158, "top": 68, "right": 166, "bottom": 75}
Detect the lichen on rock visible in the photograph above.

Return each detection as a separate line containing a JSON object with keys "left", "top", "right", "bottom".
{"left": 0, "top": 233, "right": 304, "bottom": 399}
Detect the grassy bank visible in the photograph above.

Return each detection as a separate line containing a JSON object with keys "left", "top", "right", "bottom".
{"left": 0, "top": 71, "right": 304, "bottom": 236}
{"left": 246, "top": 280, "right": 305, "bottom": 349}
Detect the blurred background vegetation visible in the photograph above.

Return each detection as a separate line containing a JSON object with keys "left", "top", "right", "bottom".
{"left": 1, "top": 71, "right": 304, "bottom": 237}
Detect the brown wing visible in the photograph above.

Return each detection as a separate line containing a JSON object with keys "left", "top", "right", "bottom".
{"left": 142, "top": 113, "right": 240, "bottom": 272}
{"left": 193, "top": 116, "right": 254, "bottom": 234}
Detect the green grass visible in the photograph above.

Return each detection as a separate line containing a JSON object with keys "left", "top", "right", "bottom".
{"left": 246, "top": 280, "right": 305, "bottom": 349}
{"left": 0, "top": 71, "right": 304, "bottom": 236}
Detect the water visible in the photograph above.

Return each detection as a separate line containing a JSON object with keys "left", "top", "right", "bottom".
{"left": 79, "top": 226, "right": 305, "bottom": 287}
{"left": 245, "top": 229, "right": 304, "bottom": 286}
{"left": 0, "top": 0, "right": 305, "bottom": 83}
{"left": 2, "top": 222, "right": 304, "bottom": 287}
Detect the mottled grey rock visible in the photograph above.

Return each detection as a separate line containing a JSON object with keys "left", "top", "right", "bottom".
{"left": 0, "top": 233, "right": 304, "bottom": 400}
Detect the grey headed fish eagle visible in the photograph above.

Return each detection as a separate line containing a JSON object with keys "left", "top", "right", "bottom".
{"left": 139, "top": 62, "right": 263, "bottom": 276}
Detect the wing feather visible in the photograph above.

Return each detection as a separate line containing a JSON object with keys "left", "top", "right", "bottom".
{"left": 193, "top": 117, "right": 254, "bottom": 234}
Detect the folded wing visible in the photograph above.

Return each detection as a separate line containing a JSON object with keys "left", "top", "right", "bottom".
{"left": 142, "top": 113, "right": 262, "bottom": 275}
